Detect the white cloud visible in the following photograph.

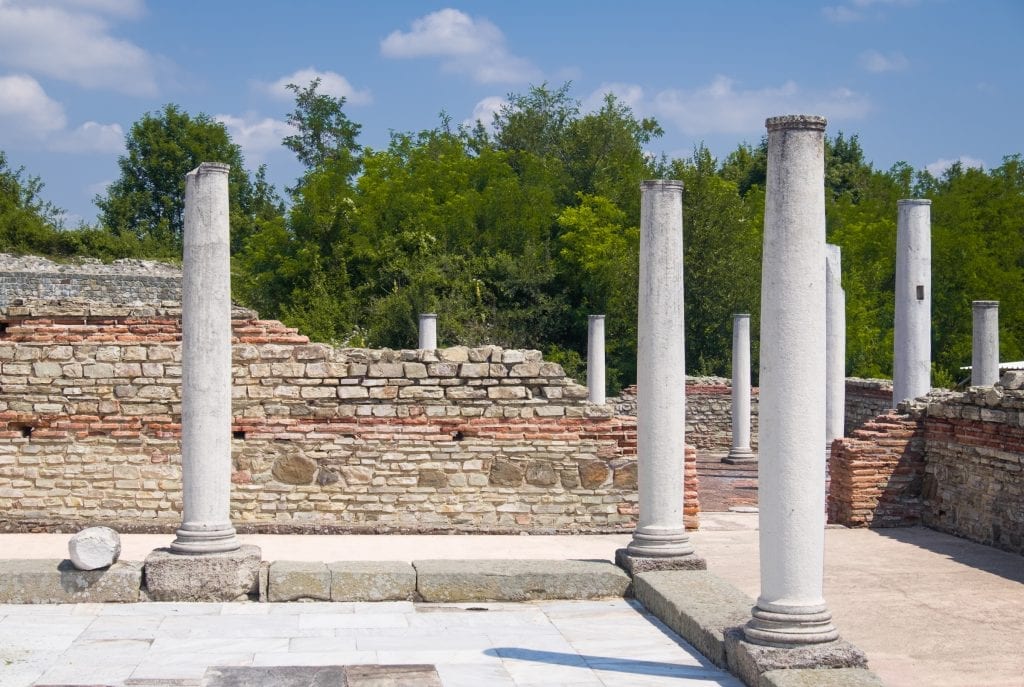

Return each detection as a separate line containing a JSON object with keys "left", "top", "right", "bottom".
{"left": 0, "top": 0, "right": 158, "bottom": 95}
{"left": 584, "top": 83, "right": 646, "bottom": 114}
{"left": 215, "top": 113, "right": 297, "bottom": 162}
{"left": 0, "top": 74, "right": 67, "bottom": 141}
{"left": 258, "top": 68, "right": 372, "bottom": 105}
{"left": 50, "top": 0, "right": 145, "bottom": 18}
{"left": 926, "top": 156, "right": 985, "bottom": 176}
{"left": 650, "top": 75, "right": 871, "bottom": 136}
{"left": 49, "top": 121, "right": 124, "bottom": 153}
{"left": 859, "top": 50, "right": 909, "bottom": 73}
{"left": 463, "top": 95, "right": 507, "bottom": 131}
{"left": 381, "top": 8, "right": 540, "bottom": 84}
{"left": 823, "top": 0, "right": 917, "bottom": 22}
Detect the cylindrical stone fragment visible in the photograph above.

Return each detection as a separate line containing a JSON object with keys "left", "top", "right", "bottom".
{"left": 68, "top": 526, "right": 121, "bottom": 570}
{"left": 588, "top": 314, "right": 606, "bottom": 405}
{"left": 171, "top": 163, "right": 240, "bottom": 555}
{"left": 725, "top": 314, "right": 755, "bottom": 462}
{"left": 626, "top": 180, "right": 694, "bottom": 558}
{"left": 419, "top": 313, "right": 438, "bottom": 350}
{"left": 745, "top": 115, "right": 838, "bottom": 647}
{"left": 972, "top": 301, "right": 999, "bottom": 386}
{"left": 826, "top": 244, "right": 846, "bottom": 448}
{"left": 893, "top": 199, "right": 932, "bottom": 405}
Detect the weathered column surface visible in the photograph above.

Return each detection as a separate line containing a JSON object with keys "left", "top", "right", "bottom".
{"left": 893, "top": 199, "right": 932, "bottom": 405}
{"left": 745, "top": 115, "right": 837, "bottom": 647}
{"left": 724, "top": 313, "right": 756, "bottom": 463}
{"left": 587, "top": 314, "right": 606, "bottom": 404}
{"left": 418, "top": 313, "right": 437, "bottom": 350}
{"left": 171, "top": 163, "right": 240, "bottom": 554}
{"left": 617, "top": 180, "right": 703, "bottom": 574}
{"left": 826, "top": 244, "right": 846, "bottom": 450}
{"left": 972, "top": 301, "right": 1000, "bottom": 386}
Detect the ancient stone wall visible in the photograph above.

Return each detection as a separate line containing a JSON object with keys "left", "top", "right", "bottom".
{"left": 0, "top": 301, "right": 699, "bottom": 534}
{"left": 844, "top": 377, "right": 894, "bottom": 434}
{"left": 829, "top": 378, "right": 1024, "bottom": 555}
{"left": 0, "top": 254, "right": 181, "bottom": 307}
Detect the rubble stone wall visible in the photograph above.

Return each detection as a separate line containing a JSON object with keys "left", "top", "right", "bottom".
{"left": 844, "top": 378, "right": 894, "bottom": 434}
{"left": 0, "top": 255, "right": 181, "bottom": 306}
{"left": 0, "top": 301, "right": 699, "bottom": 534}
{"left": 829, "top": 380, "right": 1024, "bottom": 555}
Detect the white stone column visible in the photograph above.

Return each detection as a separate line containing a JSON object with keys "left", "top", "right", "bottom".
{"left": 171, "top": 163, "right": 241, "bottom": 555}
{"left": 724, "top": 313, "right": 755, "bottom": 463}
{"left": 587, "top": 315, "right": 606, "bottom": 404}
{"left": 625, "top": 180, "right": 696, "bottom": 562}
{"left": 972, "top": 301, "right": 1000, "bottom": 386}
{"left": 893, "top": 199, "right": 932, "bottom": 405}
{"left": 826, "top": 244, "right": 846, "bottom": 450}
{"left": 745, "top": 115, "right": 838, "bottom": 647}
{"left": 418, "top": 313, "right": 437, "bottom": 350}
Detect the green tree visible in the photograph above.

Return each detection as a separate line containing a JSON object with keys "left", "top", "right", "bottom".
{"left": 95, "top": 104, "right": 270, "bottom": 254}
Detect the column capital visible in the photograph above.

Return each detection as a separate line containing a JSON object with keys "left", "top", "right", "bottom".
{"left": 765, "top": 115, "right": 826, "bottom": 132}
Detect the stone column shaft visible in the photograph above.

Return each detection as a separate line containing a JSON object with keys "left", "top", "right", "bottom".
{"left": 893, "top": 200, "right": 932, "bottom": 404}
{"left": 587, "top": 315, "right": 606, "bottom": 405}
{"left": 745, "top": 115, "right": 837, "bottom": 647}
{"left": 826, "top": 244, "right": 846, "bottom": 448}
{"left": 725, "top": 313, "right": 755, "bottom": 463}
{"left": 418, "top": 313, "right": 437, "bottom": 350}
{"left": 627, "top": 180, "right": 694, "bottom": 559}
{"left": 171, "top": 163, "right": 240, "bottom": 555}
{"left": 972, "top": 301, "right": 999, "bottom": 386}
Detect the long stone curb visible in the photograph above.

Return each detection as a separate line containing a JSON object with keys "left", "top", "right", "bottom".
{"left": 631, "top": 569, "right": 884, "bottom": 687}
{"left": 0, "top": 559, "right": 142, "bottom": 603}
{"left": 412, "top": 559, "right": 631, "bottom": 602}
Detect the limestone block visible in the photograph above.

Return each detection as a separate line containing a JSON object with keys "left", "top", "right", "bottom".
{"left": 414, "top": 559, "right": 630, "bottom": 601}
{"left": 144, "top": 545, "right": 261, "bottom": 601}
{"left": 613, "top": 461, "right": 638, "bottom": 489}
{"left": 487, "top": 386, "right": 528, "bottom": 400}
{"left": 0, "top": 559, "right": 142, "bottom": 603}
{"left": 760, "top": 668, "right": 886, "bottom": 687}
{"left": 632, "top": 570, "right": 751, "bottom": 668}
{"left": 489, "top": 459, "right": 524, "bottom": 486}
{"left": 418, "top": 469, "right": 448, "bottom": 488}
{"left": 68, "top": 526, "right": 121, "bottom": 570}
{"left": 31, "top": 361, "right": 63, "bottom": 378}
{"left": 510, "top": 362, "right": 541, "bottom": 377}
{"left": 428, "top": 362, "right": 459, "bottom": 377}
{"left": 538, "top": 362, "right": 565, "bottom": 377}
{"left": 525, "top": 462, "right": 557, "bottom": 486}
{"left": 725, "top": 629, "right": 868, "bottom": 687}
{"left": 502, "top": 350, "right": 526, "bottom": 364}
{"left": 438, "top": 346, "right": 470, "bottom": 363}
{"left": 579, "top": 460, "right": 611, "bottom": 488}
{"left": 399, "top": 386, "right": 443, "bottom": 400}
{"left": 404, "top": 362, "right": 428, "bottom": 378}
{"left": 272, "top": 454, "right": 317, "bottom": 484}
{"left": 338, "top": 386, "right": 369, "bottom": 399}
{"left": 1000, "top": 370, "right": 1024, "bottom": 390}
{"left": 447, "top": 386, "right": 486, "bottom": 400}
{"left": 267, "top": 561, "right": 331, "bottom": 601}
{"left": 329, "top": 561, "right": 417, "bottom": 601}
{"left": 369, "top": 362, "right": 404, "bottom": 378}
{"left": 459, "top": 362, "right": 490, "bottom": 378}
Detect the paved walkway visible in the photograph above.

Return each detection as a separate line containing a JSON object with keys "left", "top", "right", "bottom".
{"left": 2, "top": 514, "right": 1022, "bottom": 687}
{"left": 0, "top": 599, "right": 741, "bottom": 687}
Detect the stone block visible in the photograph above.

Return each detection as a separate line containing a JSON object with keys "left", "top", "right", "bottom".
{"left": 525, "top": 462, "right": 558, "bottom": 486}
{"left": 272, "top": 454, "right": 317, "bottom": 485}
{"left": 632, "top": 570, "right": 750, "bottom": 668}
{"left": 68, "top": 526, "right": 121, "bottom": 570}
{"left": 510, "top": 362, "right": 541, "bottom": 377}
{"left": 760, "top": 668, "right": 886, "bottom": 687}
{"left": 487, "top": 385, "right": 528, "bottom": 400}
{"left": 329, "top": 561, "right": 417, "bottom": 601}
{"left": 579, "top": 459, "right": 611, "bottom": 488}
{"left": 459, "top": 362, "right": 490, "bottom": 378}
{"left": 0, "top": 558, "right": 142, "bottom": 603}
{"left": 414, "top": 559, "right": 631, "bottom": 601}
{"left": 725, "top": 629, "right": 869, "bottom": 687}
{"left": 489, "top": 459, "right": 524, "bottom": 486}
{"left": 438, "top": 346, "right": 470, "bottom": 363}
{"left": 143, "top": 545, "right": 261, "bottom": 601}
{"left": 369, "top": 362, "right": 404, "bottom": 378}
{"left": 267, "top": 560, "right": 331, "bottom": 601}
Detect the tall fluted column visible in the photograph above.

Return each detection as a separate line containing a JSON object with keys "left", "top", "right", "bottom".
{"left": 826, "top": 244, "right": 846, "bottom": 450}
{"left": 623, "top": 179, "right": 698, "bottom": 564}
{"left": 893, "top": 200, "right": 932, "bottom": 405}
{"left": 171, "top": 163, "right": 240, "bottom": 555}
{"left": 744, "top": 115, "right": 837, "bottom": 647}
{"left": 724, "top": 313, "right": 755, "bottom": 463}
{"left": 587, "top": 314, "right": 606, "bottom": 404}
{"left": 418, "top": 313, "right": 437, "bottom": 350}
{"left": 972, "top": 301, "right": 1000, "bottom": 386}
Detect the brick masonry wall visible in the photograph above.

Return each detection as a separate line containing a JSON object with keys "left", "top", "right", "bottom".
{"left": 0, "top": 301, "right": 699, "bottom": 534}
{"left": 0, "top": 254, "right": 181, "bottom": 307}
{"left": 829, "top": 380, "right": 1024, "bottom": 555}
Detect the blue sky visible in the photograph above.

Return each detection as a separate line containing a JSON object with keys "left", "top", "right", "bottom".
{"left": 0, "top": 0, "right": 1020, "bottom": 225}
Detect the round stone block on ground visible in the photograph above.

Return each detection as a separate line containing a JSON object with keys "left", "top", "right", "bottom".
{"left": 68, "top": 526, "right": 121, "bottom": 570}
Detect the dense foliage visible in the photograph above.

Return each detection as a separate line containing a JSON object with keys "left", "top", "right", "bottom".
{"left": 2, "top": 82, "right": 1022, "bottom": 392}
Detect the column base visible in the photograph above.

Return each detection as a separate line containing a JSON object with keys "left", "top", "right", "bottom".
{"left": 144, "top": 545, "right": 261, "bottom": 602}
{"left": 170, "top": 524, "right": 241, "bottom": 555}
{"left": 615, "top": 548, "right": 706, "bottom": 575}
{"left": 725, "top": 628, "right": 867, "bottom": 687}
{"left": 743, "top": 605, "right": 840, "bottom": 647}
{"left": 722, "top": 448, "right": 758, "bottom": 464}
